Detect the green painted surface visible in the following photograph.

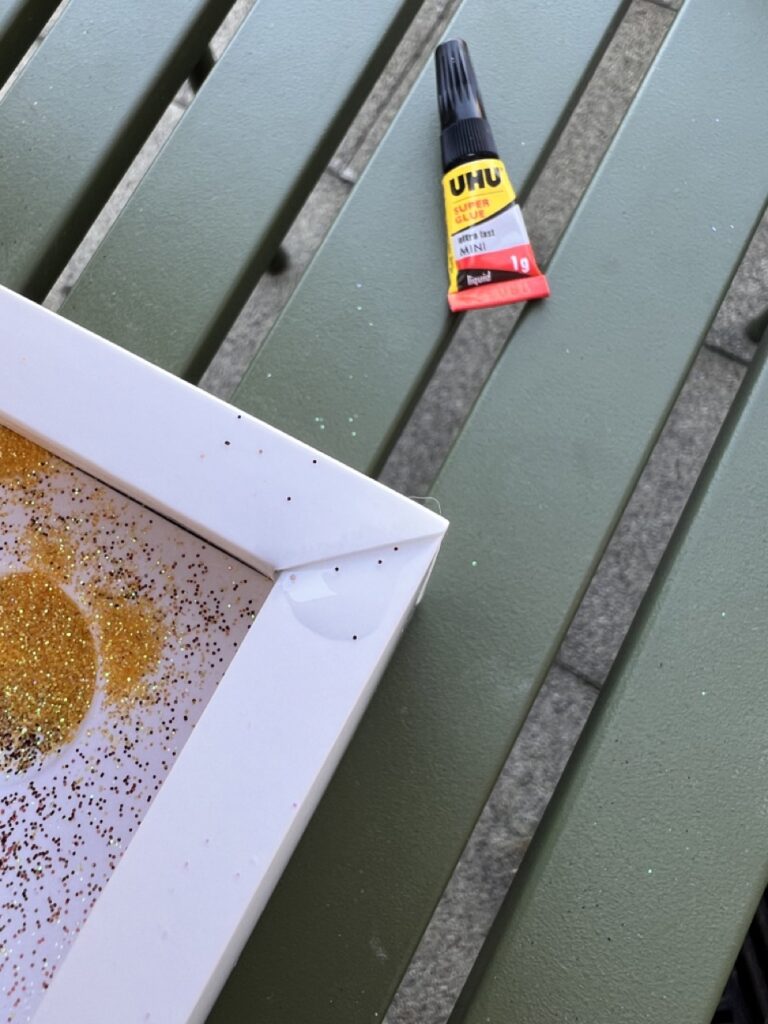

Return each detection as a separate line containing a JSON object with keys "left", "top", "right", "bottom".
{"left": 450, "top": 337, "right": 768, "bottom": 1024}
{"left": 220, "top": 5, "right": 768, "bottom": 1024}
{"left": 210, "top": 1, "right": 768, "bottom": 1021}
{"left": 0, "top": 0, "right": 59, "bottom": 89}
{"left": 0, "top": 0, "right": 234, "bottom": 300}
{"left": 232, "top": 0, "right": 631, "bottom": 473}
{"left": 61, "top": 0, "right": 426, "bottom": 382}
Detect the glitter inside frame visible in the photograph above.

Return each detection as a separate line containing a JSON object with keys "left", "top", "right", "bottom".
{"left": 0, "top": 427, "right": 272, "bottom": 1023}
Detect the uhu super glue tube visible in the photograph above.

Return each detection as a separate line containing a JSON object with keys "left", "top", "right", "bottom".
{"left": 436, "top": 39, "right": 550, "bottom": 312}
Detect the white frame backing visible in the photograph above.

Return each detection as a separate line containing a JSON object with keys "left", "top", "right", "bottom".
{"left": 0, "top": 286, "right": 447, "bottom": 1024}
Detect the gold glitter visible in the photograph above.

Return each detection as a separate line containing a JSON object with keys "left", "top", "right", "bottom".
{"left": 23, "top": 524, "right": 77, "bottom": 584}
{"left": 92, "top": 594, "right": 164, "bottom": 706}
{"left": 0, "top": 571, "right": 97, "bottom": 771}
{"left": 0, "top": 425, "right": 55, "bottom": 483}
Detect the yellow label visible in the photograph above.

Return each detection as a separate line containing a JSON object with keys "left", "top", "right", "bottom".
{"left": 442, "top": 158, "right": 517, "bottom": 292}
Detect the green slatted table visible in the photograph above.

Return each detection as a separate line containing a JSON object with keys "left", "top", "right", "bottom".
{"left": 449, "top": 328, "right": 768, "bottom": 1024}
{"left": 60, "top": 0, "right": 427, "bottom": 379}
{"left": 0, "top": 0, "right": 238, "bottom": 298}
{"left": 1, "top": 0, "right": 766, "bottom": 1022}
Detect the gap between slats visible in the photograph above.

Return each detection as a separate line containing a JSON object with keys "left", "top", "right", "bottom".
{"left": 0, "top": 0, "right": 68, "bottom": 99}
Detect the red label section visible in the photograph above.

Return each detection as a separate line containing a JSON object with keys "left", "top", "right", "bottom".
{"left": 448, "top": 275, "right": 551, "bottom": 312}
{"left": 456, "top": 243, "right": 540, "bottom": 275}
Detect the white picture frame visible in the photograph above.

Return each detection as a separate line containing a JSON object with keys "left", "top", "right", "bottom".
{"left": 0, "top": 285, "right": 447, "bottom": 1024}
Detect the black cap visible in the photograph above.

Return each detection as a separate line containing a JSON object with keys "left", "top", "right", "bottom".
{"left": 435, "top": 39, "right": 498, "bottom": 172}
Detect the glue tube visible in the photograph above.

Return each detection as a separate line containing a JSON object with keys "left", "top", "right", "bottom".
{"left": 435, "top": 39, "right": 550, "bottom": 312}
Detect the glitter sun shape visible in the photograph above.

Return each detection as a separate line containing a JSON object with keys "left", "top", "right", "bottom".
{"left": 0, "top": 427, "right": 166, "bottom": 775}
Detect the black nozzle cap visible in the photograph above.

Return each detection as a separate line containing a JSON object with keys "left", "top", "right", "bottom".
{"left": 435, "top": 39, "right": 498, "bottom": 172}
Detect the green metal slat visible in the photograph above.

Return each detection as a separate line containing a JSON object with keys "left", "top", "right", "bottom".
{"left": 0, "top": 0, "right": 60, "bottom": 89}
{"left": 231, "top": 0, "right": 632, "bottom": 473}
{"left": 208, "top": 1, "right": 768, "bottom": 1022}
{"left": 449, "top": 331, "right": 768, "bottom": 1024}
{"left": 60, "top": 0, "right": 427, "bottom": 382}
{"left": 0, "top": 0, "right": 234, "bottom": 300}
{"left": 205, "top": 5, "right": 683, "bottom": 1024}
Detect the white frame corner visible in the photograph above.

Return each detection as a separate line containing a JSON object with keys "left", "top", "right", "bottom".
{"left": 0, "top": 286, "right": 447, "bottom": 1024}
